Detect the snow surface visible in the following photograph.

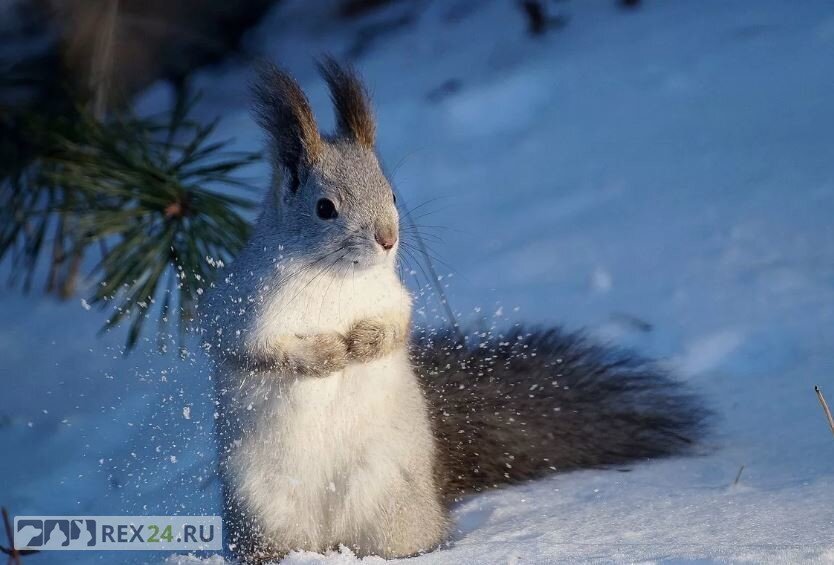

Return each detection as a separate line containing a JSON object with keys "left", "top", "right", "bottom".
{"left": 2, "top": 0, "right": 834, "bottom": 563}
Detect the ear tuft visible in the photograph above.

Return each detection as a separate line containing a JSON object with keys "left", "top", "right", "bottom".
{"left": 317, "top": 56, "right": 376, "bottom": 148}
{"left": 252, "top": 62, "right": 322, "bottom": 183}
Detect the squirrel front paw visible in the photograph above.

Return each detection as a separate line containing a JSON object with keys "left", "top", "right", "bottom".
{"left": 296, "top": 333, "right": 349, "bottom": 376}
{"left": 345, "top": 315, "right": 408, "bottom": 363}
{"left": 345, "top": 319, "right": 386, "bottom": 362}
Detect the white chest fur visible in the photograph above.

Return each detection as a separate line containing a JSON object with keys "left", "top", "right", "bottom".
{"left": 254, "top": 261, "right": 411, "bottom": 336}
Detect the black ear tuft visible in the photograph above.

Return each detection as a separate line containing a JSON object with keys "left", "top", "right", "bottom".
{"left": 252, "top": 62, "right": 322, "bottom": 188}
{"left": 317, "top": 56, "right": 376, "bottom": 148}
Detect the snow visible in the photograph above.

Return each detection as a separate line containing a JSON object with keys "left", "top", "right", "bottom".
{"left": 3, "top": 0, "right": 834, "bottom": 563}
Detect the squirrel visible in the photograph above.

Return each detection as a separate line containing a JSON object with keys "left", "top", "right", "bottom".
{"left": 202, "top": 58, "right": 706, "bottom": 564}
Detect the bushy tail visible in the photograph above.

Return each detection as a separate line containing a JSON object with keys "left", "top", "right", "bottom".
{"left": 412, "top": 326, "right": 708, "bottom": 500}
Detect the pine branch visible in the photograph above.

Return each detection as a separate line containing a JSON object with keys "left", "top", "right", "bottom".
{"left": 1, "top": 91, "right": 260, "bottom": 351}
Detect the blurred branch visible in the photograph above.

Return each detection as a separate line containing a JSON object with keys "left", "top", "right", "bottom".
{"left": 18, "top": 0, "right": 277, "bottom": 112}
{"left": 89, "top": 0, "right": 120, "bottom": 118}
{"left": 519, "top": 1, "right": 568, "bottom": 36}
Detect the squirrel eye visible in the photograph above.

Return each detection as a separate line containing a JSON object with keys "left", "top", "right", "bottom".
{"left": 316, "top": 198, "right": 338, "bottom": 220}
{"left": 392, "top": 191, "right": 397, "bottom": 204}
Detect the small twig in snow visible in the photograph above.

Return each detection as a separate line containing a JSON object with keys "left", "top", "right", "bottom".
{"left": 0, "top": 507, "right": 39, "bottom": 564}
{"left": 815, "top": 385, "right": 834, "bottom": 438}
{"left": 733, "top": 465, "right": 745, "bottom": 486}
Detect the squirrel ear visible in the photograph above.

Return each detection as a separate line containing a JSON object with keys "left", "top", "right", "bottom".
{"left": 317, "top": 56, "right": 376, "bottom": 148}
{"left": 252, "top": 62, "right": 322, "bottom": 191}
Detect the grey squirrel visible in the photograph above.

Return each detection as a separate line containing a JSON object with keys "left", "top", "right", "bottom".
{"left": 202, "top": 58, "right": 705, "bottom": 563}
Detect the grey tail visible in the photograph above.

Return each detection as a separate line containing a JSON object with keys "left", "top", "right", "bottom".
{"left": 412, "top": 326, "right": 708, "bottom": 500}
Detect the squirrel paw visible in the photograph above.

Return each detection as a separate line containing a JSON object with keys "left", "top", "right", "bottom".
{"left": 297, "top": 333, "right": 349, "bottom": 376}
{"left": 346, "top": 318, "right": 403, "bottom": 362}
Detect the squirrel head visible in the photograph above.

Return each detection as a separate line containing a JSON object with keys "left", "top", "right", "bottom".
{"left": 252, "top": 58, "right": 398, "bottom": 269}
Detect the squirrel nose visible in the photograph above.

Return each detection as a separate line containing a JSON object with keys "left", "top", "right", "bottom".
{"left": 375, "top": 226, "right": 398, "bottom": 251}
